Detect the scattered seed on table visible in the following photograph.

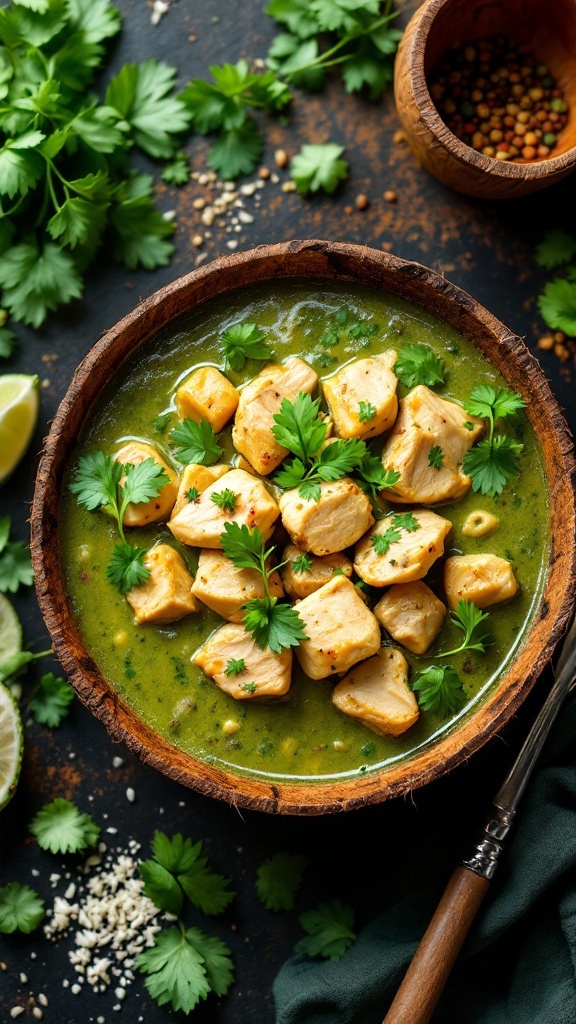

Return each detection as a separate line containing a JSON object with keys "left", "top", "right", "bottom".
{"left": 355, "top": 193, "right": 369, "bottom": 210}
{"left": 125, "top": 787, "right": 135, "bottom": 803}
{"left": 274, "top": 149, "right": 288, "bottom": 168}
{"left": 384, "top": 190, "right": 397, "bottom": 203}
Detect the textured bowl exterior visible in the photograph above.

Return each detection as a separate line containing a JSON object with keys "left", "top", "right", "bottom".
{"left": 31, "top": 241, "right": 576, "bottom": 814}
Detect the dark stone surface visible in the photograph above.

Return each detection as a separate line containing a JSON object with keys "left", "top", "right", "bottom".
{"left": 0, "top": 1, "right": 573, "bottom": 1021}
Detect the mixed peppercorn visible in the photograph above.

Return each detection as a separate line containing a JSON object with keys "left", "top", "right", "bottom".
{"left": 428, "top": 35, "right": 569, "bottom": 162}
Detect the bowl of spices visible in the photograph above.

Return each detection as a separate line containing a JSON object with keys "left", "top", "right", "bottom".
{"left": 394, "top": 0, "right": 576, "bottom": 198}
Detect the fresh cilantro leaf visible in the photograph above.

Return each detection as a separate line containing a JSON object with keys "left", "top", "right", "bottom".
{"left": 342, "top": 38, "right": 395, "bottom": 101}
{"left": 170, "top": 418, "right": 223, "bottom": 466}
{"left": 0, "top": 882, "right": 45, "bottom": 934}
{"left": 0, "top": 325, "right": 16, "bottom": 358}
{"left": 428, "top": 445, "right": 444, "bottom": 470}
{"left": 184, "top": 929, "right": 234, "bottom": 997}
{"left": 243, "top": 682, "right": 257, "bottom": 693}
{"left": 220, "top": 322, "right": 271, "bottom": 372}
{"left": 187, "top": 487, "right": 200, "bottom": 503}
{"left": 256, "top": 851, "right": 308, "bottom": 911}
{"left": 0, "top": 134, "right": 44, "bottom": 199}
{"left": 463, "top": 421, "right": 474, "bottom": 431}
{"left": 106, "top": 542, "right": 150, "bottom": 595}
{"left": 225, "top": 658, "right": 246, "bottom": 676}
{"left": 69, "top": 451, "right": 122, "bottom": 511}
{"left": 220, "top": 522, "right": 269, "bottom": 573}
{"left": 411, "top": 664, "right": 466, "bottom": 717}
{"left": 110, "top": 192, "right": 174, "bottom": 271}
{"left": 177, "top": 842, "right": 235, "bottom": 915}
{"left": 266, "top": 35, "right": 326, "bottom": 92}
{"left": 106, "top": 60, "right": 191, "bottom": 159}
{"left": 0, "top": 539, "right": 34, "bottom": 592}
{"left": 29, "top": 673, "right": 74, "bottom": 727}
{"left": 292, "top": 553, "right": 313, "bottom": 573}
{"left": 47, "top": 196, "right": 108, "bottom": 251}
{"left": 440, "top": 599, "right": 491, "bottom": 657}
{"left": 372, "top": 527, "right": 401, "bottom": 555}
{"left": 274, "top": 457, "right": 307, "bottom": 491}
{"left": 67, "top": 0, "right": 122, "bottom": 44}
{"left": 290, "top": 143, "right": 348, "bottom": 195}
{"left": 152, "top": 832, "right": 201, "bottom": 875}
{"left": 393, "top": 344, "right": 446, "bottom": 389}
{"left": 295, "top": 899, "right": 356, "bottom": 961}
{"left": 311, "top": 0, "right": 380, "bottom": 33}
{"left": 30, "top": 798, "right": 100, "bottom": 854}
{"left": 208, "top": 119, "right": 263, "bottom": 179}
{"left": 123, "top": 459, "right": 171, "bottom": 506}
{"left": 243, "top": 598, "right": 308, "bottom": 653}
{"left": 538, "top": 278, "right": 576, "bottom": 337}
{"left": 391, "top": 512, "right": 420, "bottom": 533}
{"left": 298, "top": 479, "right": 322, "bottom": 502}
{"left": 535, "top": 231, "right": 576, "bottom": 270}
{"left": 0, "top": 516, "right": 10, "bottom": 553}
{"left": 355, "top": 456, "right": 400, "bottom": 498}
{"left": 361, "top": 742, "right": 376, "bottom": 756}
{"left": 139, "top": 860, "right": 184, "bottom": 916}
{"left": 272, "top": 392, "right": 327, "bottom": 461}
{"left": 162, "top": 151, "right": 190, "bottom": 186}
{"left": 265, "top": 0, "right": 320, "bottom": 38}
{"left": 210, "top": 488, "right": 237, "bottom": 514}
{"left": 0, "top": 242, "right": 82, "bottom": 328}
{"left": 465, "top": 385, "right": 526, "bottom": 425}
{"left": 462, "top": 435, "right": 523, "bottom": 497}
{"left": 1, "top": 649, "right": 52, "bottom": 683}
{"left": 358, "top": 400, "right": 377, "bottom": 422}
{"left": 136, "top": 927, "right": 211, "bottom": 1013}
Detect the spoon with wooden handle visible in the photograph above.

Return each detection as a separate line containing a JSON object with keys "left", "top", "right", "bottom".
{"left": 383, "top": 608, "right": 576, "bottom": 1024}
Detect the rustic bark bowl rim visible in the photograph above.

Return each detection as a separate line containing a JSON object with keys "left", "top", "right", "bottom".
{"left": 31, "top": 240, "right": 576, "bottom": 815}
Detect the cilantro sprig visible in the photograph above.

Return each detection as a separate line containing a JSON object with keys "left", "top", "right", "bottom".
{"left": 256, "top": 851, "right": 308, "bottom": 912}
{"left": 170, "top": 419, "right": 223, "bottom": 466}
{"left": 30, "top": 798, "right": 100, "bottom": 855}
{"left": 439, "top": 600, "right": 491, "bottom": 658}
{"left": 290, "top": 143, "right": 349, "bottom": 195}
{"left": 371, "top": 512, "right": 421, "bottom": 555}
{"left": 220, "top": 322, "right": 272, "bottom": 373}
{"left": 0, "top": 882, "right": 45, "bottom": 934}
{"left": 211, "top": 488, "right": 238, "bottom": 514}
{"left": 462, "top": 385, "right": 526, "bottom": 497}
{"left": 411, "top": 665, "right": 467, "bottom": 718}
{"left": 0, "top": 515, "right": 34, "bottom": 593}
{"left": 69, "top": 451, "right": 170, "bottom": 594}
{"left": 139, "top": 832, "right": 235, "bottom": 917}
{"left": 29, "top": 673, "right": 74, "bottom": 727}
{"left": 295, "top": 899, "right": 356, "bottom": 961}
{"left": 393, "top": 344, "right": 446, "bottom": 389}
{"left": 220, "top": 523, "right": 308, "bottom": 652}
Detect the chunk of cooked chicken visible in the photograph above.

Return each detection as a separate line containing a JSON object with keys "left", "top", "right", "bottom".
{"left": 176, "top": 366, "right": 239, "bottom": 433}
{"left": 191, "top": 549, "right": 283, "bottom": 622}
{"left": 114, "top": 441, "right": 179, "bottom": 527}
{"left": 444, "top": 553, "right": 518, "bottom": 609}
{"left": 332, "top": 648, "right": 419, "bottom": 737}
{"left": 279, "top": 479, "right": 374, "bottom": 556}
{"left": 280, "top": 544, "right": 353, "bottom": 599}
{"left": 168, "top": 468, "right": 279, "bottom": 548}
{"left": 232, "top": 357, "right": 318, "bottom": 475}
{"left": 172, "top": 463, "right": 230, "bottom": 517}
{"left": 374, "top": 581, "right": 446, "bottom": 655}
{"left": 322, "top": 351, "right": 398, "bottom": 441}
{"left": 193, "top": 623, "right": 292, "bottom": 699}
{"left": 294, "top": 576, "right": 381, "bottom": 680}
{"left": 354, "top": 509, "right": 452, "bottom": 587}
{"left": 381, "top": 385, "right": 484, "bottom": 504}
{"left": 126, "top": 544, "right": 199, "bottom": 625}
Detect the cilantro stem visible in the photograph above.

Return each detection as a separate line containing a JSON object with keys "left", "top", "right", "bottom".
{"left": 284, "top": 9, "right": 397, "bottom": 76}
{"left": 46, "top": 165, "right": 60, "bottom": 213}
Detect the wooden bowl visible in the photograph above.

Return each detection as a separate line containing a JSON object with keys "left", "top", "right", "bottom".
{"left": 394, "top": 0, "right": 576, "bottom": 199}
{"left": 31, "top": 241, "right": 576, "bottom": 815}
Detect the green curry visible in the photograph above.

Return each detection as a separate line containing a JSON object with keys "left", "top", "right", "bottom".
{"left": 60, "top": 280, "right": 550, "bottom": 783}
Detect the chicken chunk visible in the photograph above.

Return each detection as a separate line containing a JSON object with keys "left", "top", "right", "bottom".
{"left": 176, "top": 366, "right": 239, "bottom": 433}
{"left": 294, "top": 576, "right": 381, "bottom": 680}
{"left": 114, "top": 441, "right": 179, "bottom": 527}
{"left": 168, "top": 468, "right": 280, "bottom": 548}
{"left": 322, "top": 351, "right": 398, "bottom": 441}
{"left": 172, "top": 463, "right": 231, "bottom": 517}
{"left": 193, "top": 624, "right": 292, "bottom": 700}
{"left": 279, "top": 479, "right": 374, "bottom": 556}
{"left": 444, "top": 553, "right": 518, "bottom": 609}
{"left": 354, "top": 510, "right": 452, "bottom": 587}
{"left": 191, "top": 549, "right": 284, "bottom": 622}
{"left": 126, "top": 544, "right": 199, "bottom": 625}
{"left": 232, "top": 357, "right": 318, "bottom": 475}
{"left": 332, "top": 648, "right": 419, "bottom": 737}
{"left": 374, "top": 581, "right": 446, "bottom": 655}
{"left": 381, "top": 385, "right": 484, "bottom": 504}
{"left": 280, "top": 544, "right": 353, "bottom": 599}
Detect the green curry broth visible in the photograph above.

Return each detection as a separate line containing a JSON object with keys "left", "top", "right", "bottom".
{"left": 60, "top": 281, "right": 549, "bottom": 783}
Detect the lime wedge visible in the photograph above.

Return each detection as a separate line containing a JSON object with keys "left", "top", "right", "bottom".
{"left": 0, "top": 594, "right": 22, "bottom": 666}
{"left": 0, "top": 682, "right": 23, "bottom": 810}
{"left": 0, "top": 374, "right": 40, "bottom": 484}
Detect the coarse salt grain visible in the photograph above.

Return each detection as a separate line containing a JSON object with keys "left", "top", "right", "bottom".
{"left": 112, "top": 756, "right": 124, "bottom": 768}
{"left": 126, "top": 788, "right": 136, "bottom": 803}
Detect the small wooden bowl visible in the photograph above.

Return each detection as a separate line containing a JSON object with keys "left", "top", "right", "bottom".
{"left": 394, "top": 0, "right": 576, "bottom": 199}
{"left": 31, "top": 241, "right": 576, "bottom": 815}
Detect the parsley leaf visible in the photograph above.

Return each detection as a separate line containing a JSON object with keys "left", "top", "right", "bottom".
{"left": 30, "top": 798, "right": 100, "bottom": 854}
{"left": 177, "top": 842, "right": 236, "bottom": 916}
{"left": 290, "top": 143, "right": 349, "bottom": 195}
{"left": 428, "top": 445, "right": 444, "bottom": 469}
{"left": 256, "top": 851, "right": 308, "bottom": 911}
{"left": 292, "top": 553, "right": 313, "bottom": 573}
{"left": 69, "top": 451, "right": 122, "bottom": 512}
{"left": 136, "top": 927, "right": 211, "bottom": 1013}
{"left": 358, "top": 400, "right": 377, "bottom": 422}
{"left": 0, "top": 536, "right": 34, "bottom": 593}
{"left": 211, "top": 488, "right": 237, "bottom": 514}
{"left": 538, "top": 278, "right": 576, "bottom": 336}
{"left": 272, "top": 392, "right": 327, "bottom": 462}
{"left": 161, "top": 151, "right": 190, "bottom": 186}
{"left": 393, "top": 344, "right": 446, "bottom": 389}
{"left": 465, "top": 385, "right": 526, "bottom": 426}
{"left": 105, "top": 542, "right": 149, "bottom": 595}
{"left": 139, "top": 831, "right": 235, "bottom": 920}
{"left": 411, "top": 664, "right": 466, "bottom": 717}
{"left": 208, "top": 120, "right": 263, "bottom": 179}
{"left": 29, "top": 673, "right": 74, "bottom": 727}
{"left": 295, "top": 899, "right": 356, "bottom": 961}
{"left": 0, "top": 882, "right": 45, "bottom": 934}
{"left": 372, "top": 527, "right": 401, "bottom": 555}
{"left": 152, "top": 831, "right": 200, "bottom": 874}
{"left": 355, "top": 456, "right": 400, "bottom": 498}
{"left": 535, "top": 231, "right": 576, "bottom": 270}
{"left": 139, "top": 860, "right": 183, "bottom": 916}
{"left": 225, "top": 658, "right": 246, "bottom": 676}
{"left": 106, "top": 60, "right": 191, "bottom": 159}
{"left": 122, "top": 458, "right": 171, "bottom": 506}
{"left": 440, "top": 599, "right": 491, "bottom": 657}
{"left": 462, "top": 435, "right": 523, "bottom": 497}
{"left": 184, "top": 929, "right": 234, "bottom": 997}
{"left": 220, "top": 322, "right": 272, "bottom": 372}
{"left": 170, "top": 418, "right": 223, "bottom": 466}
{"left": 391, "top": 512, "right": 420, "bottom": 533}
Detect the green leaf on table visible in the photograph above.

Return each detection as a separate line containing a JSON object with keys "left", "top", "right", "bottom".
{"left": 0, "top": 882, "right": 45, "bottom": 934}
{"left": 139, "top": 859, "right": 184, "bottom": 916}
{"left": 136, "top": 926, "right": 211, "bottom": 1012}
{"left": 295, "top": 899, "right": 356, "bottom": 960}
{"left": 30, "top": 798, "right": 100, "bottom": 854}
{"left": 106, "top": 60, "right": 191, "bottom": 159}
{"left": 207, "top": 119, "right": 263, "bottom": 179}
{"left": 162, "top": 151, "right": 190, "bottom": 186}
{"left": 0, "top": 134, "right": 44, "bottom": 199}
{"left": 393, "top": 344, "right": 446, "bottom": 389}
{"left": 47, "top": 196, "right": 109, "bottom": 251}
{"left": 256, "top": 851, "right": 309, "bottom": 911}
{"left": 290, "top": 143, "right": 348, "bottom": 195}
{"left": 170, "top": 418, "right": 222, "bottom": 466}
{"left": 29, "top": 673, "right": 74, "bottom": 727}
{"left": 0, "top": 538, "right": 34, "bottom": 593}
{"left": 0, "top": 241, "right": 82, "bottom": 328}
{"left": 266, "top": 35, "right": 326, "bottom": 92}
{"left": 310, "top": 0, "right": 380, "bottom": 33}
{"left": 535, "top": 230, "right": 576, "bottom": 270}
{"left": 152, "top": 831, "right": 202, "bottom": 875}
{"left": 110, "top": 192, "right": 174, "bottom": 271}
{"left": 176, "top": 841, "right": 235, "bottom": 915}
{"left": 184, "top": 928, "right": 234, "bottom": 996}
{"left": 538, "top": 278, "right": 576, "bottom": 337}
{"left": 265, "top": 0, "right": 320, "bottom": 38}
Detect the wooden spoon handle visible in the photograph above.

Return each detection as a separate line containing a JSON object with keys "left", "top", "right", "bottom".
{"left": 382, "top": 866, "right": 490, "bottom": 1024}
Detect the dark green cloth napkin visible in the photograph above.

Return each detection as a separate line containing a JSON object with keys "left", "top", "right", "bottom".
{"left": 274, "top": 694, "right": 576, "bottom": 1024}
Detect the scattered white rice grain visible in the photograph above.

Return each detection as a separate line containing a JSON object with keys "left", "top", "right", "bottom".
{"left": 38, "top": 994, "right": 48, "bottom": 1007}
{"left": 125, "top": 788, "right": 135, "bottom": 804}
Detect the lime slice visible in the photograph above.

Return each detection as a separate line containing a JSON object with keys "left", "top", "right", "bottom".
{"left": 0, "top": 594, "right": 22, "bottom": 666}
{"left": 0, "top": 374, "right": 40, "bottom": 483}
{"left": 0, "top": 682, "right": 23, "bottom": 810}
